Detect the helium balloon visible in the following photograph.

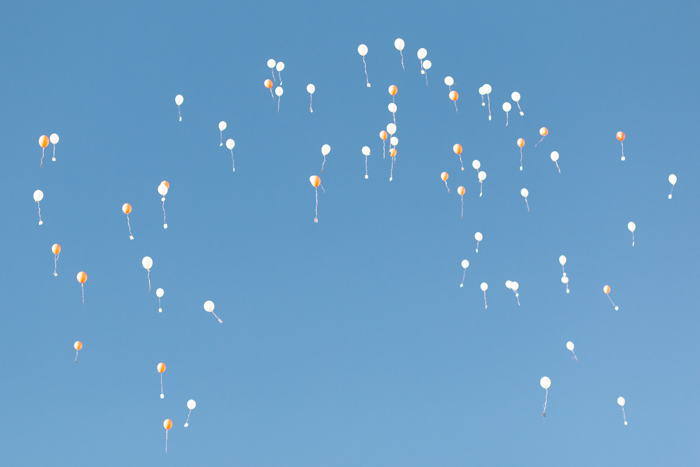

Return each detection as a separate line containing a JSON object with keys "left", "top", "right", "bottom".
{"left": 77, "top": 271, "right": 87, "bottom": 305}
{"left": 321, "top": 144, "right": 331, "bottom": 173}
{"left": 142, "top": 256, "right": 153, "bottom": 292}
{"left": 453, "top": 144, "right": 464, "bottom": 171}
{"left": 264, "top": 79, "right": 274, "bottom": 99}
{"left": 511, "top": 91, "right": 524, "bottom": 115}
{"left": 460, "top": 260, "right": 469, "bottom": 287}
{"left": 122, "top": 203, "right": 134, "bottom": 240}
{"left": 566, "top": 341, "right": 578, "bottom": 361}
{"left": 379, "top": 131, "right": 387, "bottom": 158}
{"left": 175, "top": 95, "right": 184, "bottom": 121}
{"left": 457, "top": 186, "right": 466, "bottom": 218}
{"left": 74, "top": 341, "right": 82, "bottom": 362}
{"left": 479, "top": 86, "right": 486, "bottom": 106}
{"left": 50, "top": 133, "right": 59, "bottom": 161}
{"left": 422, "top": 59, "right": 431, "bottom": 86}
{"left": 482, "top": 84, "right": 492, "bottom": 120}
{"left": 309, "top": 175, "right": 324, "bottom": 222}
{"left": 517, "top": 138, "right": 525, "bottom": 170}
{"left": 616, "top": 131, "right": 626, "bottom": 160}
{"left": 550, "top": 151, "right": 561, "bottom": 173}
{"left": 224, "top": 139, "right": 236, "bottom": 172}
{"left": 502, "top": 102, "right": 511, "bottom": 126}
{"left": 476, "top": 171, "right": 487, "bottom": 197}
{"left": 163, "top": 419, "right": 172, "bottom": 453}
{"left": 475, "top": 232, "right": 483, "bottom": 252}
{"left": 158, "top": 183, "right": 169, "bottom": 229}
{"left": 480, "top": 282, "right": 488, "bottom": 308}
{"left": 33, "top": 190, "right": 44, "bottom": 225}
{"left": 157, "top": 362, "right": 166, "bottom": 398}
{"left": 362, "top": 146, "right": 371, "bottom": 179}
{"left": 185, "top": 399, "right": 197, "bottom": 427}
{"left": 52, "top": 243, "right": 61, "bottom": 276}
{"left": 561, "top": 275, "right": 570, "bottom": 292}
{"left": 388, "top": 103, "right": 397, "bottom": 126}
{"left": 156, "top": 288, "right": 164, "bottom": 313}
{"left": 668, "top": 174, "right": 677, "bottom": 199}
{"left": 618, "top": 397, "right": 628, "bottom": 425}
{"left": 388, "top": 84, "right": 397, "bottom": 98}
{"left": 449, "top": 90, "right": 459, "bottom": 112}
{"left": 628, "top": 222, "right": 636, "bottom": 246}
{"left": 509, "top": 280, "right": 521, "bottom": 306}
{"left": 535, "top": 127, "right": 548, "bottom": 147}
{"left": 38, "top": 135, "right": 49, "bottom": 167}
{"left": 559, "top": 255, "right": 570, "bottom": 293}
{"left": 275, "top": 61, "right": 284, "bottom": 84}
{"left": 604, "top": 285, "right": 619, "bottom": 310}
{"left": 441, "top": 172, "right": 450, "bottom": 193}
{"left": 390, "top": 136, "right": 398, "bottom": 147}
{"left": 204, "top": 300, "right": 223, "bottom": 323}
{"left": 389, "top": 148, "right": 397, "bottom": 181}
{"left": 506, "top": 280, "right": 512, "bottom": 289}
{"left": 394, "top": 38, "right": 405, "bottom": 70}
{"left": 521, "top": 188, "right": 530, "bottom": 213}
{"left": 540, "top": 376, "right": 551, "bottom": 417}
{"left": 357, "top": 44, "right": 370, "bottom": 87}
{"left": 307, "top": 84, "right": 315, "bottom": 112}
{"left": 444, "top": 76, "right": 454, "bottom": 90}
{"left": 218, "top": 121, "right": 227, "bottom": 146}
{"left": 386, "top": 123, "right": 396, "bottom": 137}
{"left": 267, "top": 59, "right": 276, "bottom": 82}
{"left": 275, "top": 87, "right": 283, "bottom": 112}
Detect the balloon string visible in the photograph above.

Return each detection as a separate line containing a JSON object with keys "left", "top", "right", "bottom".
{"left": 632, "top": 232, "right": 635, "bottom": 246}
{"left": 148, "top": 270, "right": 152, "bottom": 293}
{"left": 230, "top": 149, "right": 235, "bottom": 172}
{"left": 481, "top": 95, "right": 485, "bottom": 106}
{"left": 382, "top": 140, "right": 385, "bottom": 159}
{"left": 458, "top": 155, "right": 464, "bottom": 171}
{"left": 277, "top": 97, "right": 280, "bottom": 113}
{"left": 620, "top": 142, "right": 625, "bottom": 160}
{"left": 424, "top": 72, "right": 428, "bottom": 87}
{"left": 54, "top": 254, "right": 58, "bottom": 276}
{"left": 622, "top": 407, "right": 627, "bottom": 425}
{"left": 515, "top": 292, "right": 520, "bottom": 306}
{"left": 607, "top": 294, "right": 617, "bottom": 309}
{"left": 269, "top": 88, "right": 274, "bottom": 99}
{"left": 53, "top": 144, "right": 56, "bottom": 158}
{"left": 444, "top": 181, "right": 450, "bottom": 193}
{"left": 479, "top": 181, "right": 483, "bottom": 197}
{"left": 461, "top": 196, "right": 464, "bottom": 219}
{"left": 37, "top": 202, "right": 42, "bottom": 224}
{"left": 454, "top": 101, "right": 458, "bottom": 113}
{"left": 178, "top": 106, "right": 182, "bottom": 121}
{"left": 365, "top": 156, "right": 368, "bottom": 178}
{"left": 534, "top": 135, "right": 545, "bottom": 147}
{"left": 362, "top": 56, "right": 370, "bottom": 87}
{"left": 162, "top": 198, "right": 167, "bottom": 227}
{"left": 520, "top": 148, "right": 524, "bottom": 170}
{"left": 525, "top": 198, "right": 530, "bottom": 213}
{"left": 158, "top": 297, "right": 161, "bottom": 309}
{"left": 126, "top": 214, "right": 133, "bottom": 239}
{"left": 543, "top": 388, "right": 548, "bottom": 416}
{"left": 476, "top": 241, "right": 480, "bottom": 253}
{"left": 555, "top": 161, "right": 561, "bottom": 173}
{"left": 483, "top": 291, "right": 488, "bottom": 309}
{"left": 419, "top": 58, "right": 423, "bottom": 72}
{"left": 161, "top": 374, "right": 164, "bottom": 397}
{"left": 461, "top": 269, "right": 466, "bottom": 287}
{"left": 669, "top": 186, "right": 674, "bottom": 198}
{"left": 220, "top": 131, "right": 223, "bottom": 146}
{"left": 74, "top": 350, "right": 79, "bottom": 363}
{"left": 185, "top": 409, "right": 192, "bottom": 427}
{"left": 321, "top": 155, "right": 326, "bottom": 173}
{"left": 278, "top": 70, "right": 282, "bottom": 85}
{"left": 165, "top": 430, "right": 168, "bottom": 454}
{"left": 562, "top": 265, "right": 566, "bottom": 276}
{"left": 314, "top": 187, "right": 318, "bottom": 222}
{"left": 81, "top": 283, "right": 85, "bottom": 305}
{"left": 41, "top": 148, "right": 45, "bottom": 168}
{"left": 506, "top": 112, "right": 509, "bottom": 126}
{"left": 390, "top": 158, "right": 394, "bottom": 181}
{"left": 487, "top": 94, "right": 491, "bottom": 120}
{"left": 517, "top": 101, "right": 524, "bottom": 115}
{"left": 571, "top": 350, "right": 578, "bottom": 362}
{"left": 566, "top": 282, "right": 570, "bottom": 293}
{"left": 393, "top": 112, "right": 396, "bottom": 126}
{"left": 271, "top": 69, "right": 275, "bottom": 83}
{"left": 399, "top": 50, "right": 405, "bottom": 71}
{"left": 310, "top": 95, "right": 313, "bottom": 113}
{"left": 212, "top": 311, "right": 223, "bottom": 323}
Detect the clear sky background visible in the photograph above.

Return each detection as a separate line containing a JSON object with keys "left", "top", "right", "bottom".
{"left": 1, "top": 0, "right": 699, "bottom": 465}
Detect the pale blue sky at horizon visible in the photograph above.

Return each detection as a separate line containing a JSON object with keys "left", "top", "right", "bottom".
{"left": 1, "top": 1, "right": 699, "bottom": 465}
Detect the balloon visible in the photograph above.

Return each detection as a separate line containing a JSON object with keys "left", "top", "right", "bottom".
{"left": 275, "top": 86, "right": 283, "bottom": 97}
{"left": 322, "top": 144, "right": 331, "bottom": 156}
{"left": 158, "top": 184, "right": 168, "bottom": 196}
{"left": 475, "top": 232, "right": 483, "bottom": 241}
{"left": 204, "top": 301, "right": 215, "bottom": 312}
{"left": 394, "top": 38, "right": 405, "bottom": 50}
{"left": 669, "top": 174, "right": 677, "bottom": 184}
{"left": 460, "top": 260, "right": 469, "bottom": 287}
{"left": 389, "top": 148, "right": 397, "bottom": 157}
{"left": 483, "top": 84, "right": 491, "bottom": 93}
{"left": 226, "top": 139, "right": 235, "bottom": 150}
{"left": 164, "top": 419, "right": 172, "bottom": 430}
{"left": 417, "top": 48, "right": 427, "bottom": 59}
{"left": 362, "top": 146, "right": 370, "bottom": 156}
{"left": 52, "top": 245, "right": 61, "bottom": 275}
{"left": 478, "top": 171, "right": 486, "bottom": 181}
{"left": 617, "top": 397, "right": 625, "bottom": 407}
{"left": 33, "top": 190, "right": 43, "bottom": 202}
{"left": 219, "top": 121, "right": 227, "bottom": 131}
{"left": 162, "top": 181, "right": 170, "bottom": 189}
{"left": 52, "top": 243, "right": 61, "bottom": 255}
{"left": 39, "top": 135, "right": 49, "bottom": 148}
{"left": 517, "top": 138, "right": 525, "bottom": 148}
{"left": 444, "top": 76, "right": 454, "bottom": 86}
{"left": 550, "top": 151, "right": 559, "bottom": 161}
{"left": 453, "top": 144, "right": 463, "bottom": 155}
{"left": 388, "top": 103, "right": 397, "bottom": 113}
{"left": 616, "top": 131, "right": 625, "bottom": 141}
{"left": 307, "top": 84, "right": 315, "bottom": 94}
{"left": 457, "top": 186, "right": 465, "bottom": 196}
{"left": 502, "top": 103, "right": 511, "bottom": 112}
{"left": 74, "top": 341, "right": 82, "bottom": 350}
{"left": 441, "top": 172, "right": 449, "bottom": 181}
{"left": 481, "top": 283, "right": 488, "bottom": 291}
{"left": 511, "top": 92, "right": 521, "bottom": 101}
{"left": 562, "top": 276, "right": 569, "bottom": 284}
{"left": 509, "top": 281, "right": 521, "bottom": 306}
{"left": 310, "top": 176, "right": 321, "bottom": 188}
{"left": 264, "top": 79, "right": 273, "bottom": 88}
{"left": 559, "top": 255, "right": 567, "bottom": 266}
{"left": 276, "top": 62, "right": 285, "bottom": 72}
{"left": 566, "top": 341, "right": 574, "bottom": 351}
{"left": 48, "top": 133, "right": 60, "bottom": 161}
{"left": 388, "top": 85, "right": 398, "bottom": 96}
{"left": 422, "top": 59, "right": 431, "bottom": 70}
{"left": 540, "top": 127, "right": 548, "bottom": 136}
{"left": 449, "top": 91, "right": 459, "bottom": 101}
{"left": 472, "top": 160, "right": 481, "bottom": 170}
{"left": 604, "top": 285, "right": 611, "bottom": 294}
{"left": 175, "top": 94, "right": 183, "bottom": 105}
{"left": 77, "top": 272, "right": 87, "bottom": 283}
{"left": 122, "top": 203, "right": 132, "bottom": 214}
{"left": 628, "top": 222, "right": 636, "bottom": 232}
{"left": 506, "top": 280, "right": 512, "bottom": 289}
{"left": 358, "top": 45, "right": 371, "bottom": 86}
{"left": 461, "top": 260, "right": 469, "bottom": 269}
{"left": 188, "top": 399, "right": 196, "bottom": 410}
{"left": 267, "top": 59, "right": 276, "bottom": 69}
{"left": 50, "top": 133, "right": 59, "bottom": 144}
{"left": 390, "top": 136, "right": 398, "bottom": 146}
{"left": 540, "top": 376, "right": 551, "bottom": 389}
{"left": 511, "top": 281, "right": 519, "bottom": 291}
{"left": 357, "top": 44, "right": 368, "bottom": 56}
{"left": 157, "top": 362, "right": 166, "bottom": 373}
{"left": 156, "top": 288, "right": 164, "bottom": 298}
{"left": 379, "top": 131, "right": 387, "bottom": 140}
{"left": 479, "top": 86, "right": 485, "bottom": 96}
{"left": 142, "top": 256, "right": 153, "bottom": 269}
{"left": 521, "top": 188, "right": 529, "bottom": 197}
{"left": 387, "top": 123, "right": 396, "bottom": 135}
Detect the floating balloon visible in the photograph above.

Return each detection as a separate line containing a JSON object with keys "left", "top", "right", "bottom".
{"left": 52, "top": 243, "right": 61, "bottom": 276}
{"left": 628, "top": 222, "right": 636, "bottom": 246}
{"left": 362, "top": 146, "right": 370, "bottom": 179}
{"left": 475, "top": 232, "right": 483, "bottom": 252}
{"left": 479, "top": 86, "right": 486, "bottom": 106}
{"left": 511, "top": 92, "right": 524, "bottom": 115}
{"left": 157, "top": 362, "right": 166, "bottom": 398}
{"left": 511, "top": 281, "right": 521, "bottom": 306}
{"left": 618, "top": 397, "right": 628, "bottom": 425}
{"left": 275, "top": 61, "right": 284, "bottom": 85}
{"left": 482, "top": 84, "right": 492, "bottom": 120}
{"left": 33, "top": 190, "right": 44, "bottom": 225}
{"left": 388, "top": 103, "right": 397, "bottom": 125}
{"left": 390, "top": 136, "right": 398, "bottom": 148}
{"left": 185, "top": 399, "right": 196, "bottom": 427}
{"left": 444, "top": 76, "right": 454, "bottom": 91}
{"left": 156, "top": 288, "right": 164, "bottom": 313}
{"left": 521, "top": 188, "right": 530, "bottom": 213}
{"left": 275, "top": 87, "right": 283, "bottom": 112}
{"left": 307, "top": 84, "right": 315, "bottom": 112}
{"left": 142, "top": 256, "right": 153, "bottom": 292}
{"left": 535, "top": 127, "right": 548, "bottom": 147}
{"left": 460, "top": 260, "right": 469, "bottom": 287}
{"left": 163, "top": 419, "right": 172, "bottom": 453}
{"left": 472, "top": 159, "right": 481, "bottom": 177}
{"left": 218, "top": 121, "right": 227, "bottom": 146}
{"left": 517, "top": 138, "right": 525, "bottom": 171}
{"left": 357, "top": 45, "right": 370, "bottom": 87}
{"left": 457, "top": 186, "right": 466, "bottom": 218}
{"left": 321, "top": 144, "right": 331, "bottom": 173}
{"left": 603, "top": 285, "right": 619, "bottom": 310}
{"left": 74, "top": 341, "right": 82, "bottom": 363}
{"left": 550, "top": 151, "right": 561, "bottom": 173}
{"left": 389, "top": 148, "right": 397, "bottom": 181}
{"left": 417, "top": 48, "right": 427, "bottom": 73}
{"left": 540, "top": 377, "right": 551, "bottom": 417}
{"left": 616, "top": 131, "right": 626, "bottom": 160}
{"left": 502, "top": 102, "right": 511, "bottom": 126}
{"left": 267, "top": 59, "right": 276, "bottom": 82}
{"left": 422, "top": 59, "right": 431, "bottom": 86}
{"left": 441, "top": 172, "right": 450, "bottom": 193}
{"left": 478, "top": 171, "right": 486, "bottom": 197}
{"left": 452, "top": 144, "right": 465, "bottom": 171}
{"left": 394, "top": 38, "right": 405, "bottom": 71}
{"left": 379, "top": 130, "right": 387, "bottom": 158}
{"left": 175, "top": 95, "right": 183, "bottom": 121}
{"left": 561, "top": 276, "right": 569, "bottom": 292}
{"left": 50, "top": 133, "right": 59, "bottom": 161}
{"left": 38, "top": 135, "right": 49, "bottom": 167}
{"left": 566, "top": 341, "right": 578, "bottom": 361}
{"left": 309, "top": 175, "right": 323, "bottom": 222}
{"left": 386, "top": 124, "right": 397, "bottom": 152}
{"left": 668, "top": 174, "right": 677, "bottom": 199}
{"left": 559, "top": 255, "right": 569, "bottom": 293}
{"left": 120, "top": 203, "right": 134, "bottom": 239}
{"left": 224, "top": 139, "right": 236, "bottom": 172}
{"left": 388, "top": 84, "right": 397, "bottom": 100}
{"left": 204, "top": 300, "right": 223, "bottom": 323}
{"left": 77, "top": 271, "right": 87, "bottom": 305}
{"left": 449, "top": 90, "right": 459, "bottom": 112}
{"left": 158, "top": 182, "right": 169, "bottom": 229}
{"left": 480, "top": 282, "right": 488, "bottom": 309}
{"left": 264, "top": 79, "right": 274, "bottom": 99}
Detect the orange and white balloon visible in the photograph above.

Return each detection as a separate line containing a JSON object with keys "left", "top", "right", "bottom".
{"left": 389, "top": 148, "right": 397, "bottom": 181}
{"left": 535, "top": 127, "right": 548, "bottom": 147}
{"left": 77, "top": 271, "right": 87, "bottom": 305}
{"left": 122, "top": 203, "right": 134, "bottom": 240}
{"left": 309, "top": 176, "right": 323, "bottom": 222}
{"left": 449, "top": 90, "right": 459, "bottom": 112}
{"left": 163, "top": 419, "right": 172, "bottom": 453}
{"left": 74, "top": 341, "right": 82, "bottom": 363}
{"left": 158, "top": 182, "right": 169, "bottom": 229}
{"left": 379, "top": 130, "right": 387, "bottom": 158}
{"left": 616, "top": 131, "right": 626, "bottom": 160}
{"left": 264, "top": 79, "right": 274, "bottom": 98}
{"left": 440, "top": 172, "right": 450, "bottom": 193}
{"left": 38, "top": 135, "right": 49, "bottom": 167}
{"left": 453, "top": 144, "right": 464, "bottom": 171}
{"left": 52, "top": 243, "right": 61, "bottom": 276}
{"left": 457, "top": 186, "right": 466, "bottom": 218}
{"left": 157, "top": 362, "right": 166, "bottom": 398}
{"left": 517, "top": 138, "right": 525, "bottom": 170}
{"left": 603, "top": 285, "right": 619, "bottom": 310}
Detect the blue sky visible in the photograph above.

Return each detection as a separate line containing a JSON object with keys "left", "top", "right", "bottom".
{"left": 1, "top": 0, "right": 699, "bottom": 465}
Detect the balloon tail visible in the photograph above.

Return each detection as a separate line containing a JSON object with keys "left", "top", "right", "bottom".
{"left": 483, "top": 292, "right": 488, "bottom": 309}
{"left": 390, "top": 158, "right": 394, "bottom": 181}
{"left": 632, "top": 232, "right": 635, "bottom": 246}
{"left": 310, "top": 95, "right": 313, "bottom": 113}
{"left": 158, "top": 297, "right": 161, "bottom": 311}
{"left": 481, "top": 96, "right": 485, "bottom": 106}
{"left": 185, "top": 409, "right": 192, "bottom": 427}
{"left": 230, "top": 150, "right": 235, "bottom": 172}
{"left": 454, "top": 101, "right": 458, "bottom": 113}
{"left": 314, "top": 187, "right": 318, "bottom": 222}
{"left": 220, "top": 131, "right": 223, "bottom": 146}
{"left": 461, "top": 197, "right": 464, "bottom": 219}
{"left": 607, "top": 294, "right": 617, "bottom": 310}
{"left": 669, "top": 186, "right": 674, "bottom": 198}
{"left": 516, "top": 293, "right": 521, "bottom": 306}
{"left": 277, "top": 70, "right": 282, "bottom": 86}
{"left": 37, "top": 202, "right": 42, "bottom": 225}
{"left": 362, "top": 56, "right": 370, "bottom": 87}
{"left": 277, "top": 97, "right": 280, "bottom": 113}
{"left": 365, "top": 156, "right": 368, "bottom": 179}
{"left": 459, "top": 155, "right": 464, "bottom": 171}
{"left": 161, "top": 374, "right": 164, "bottom": 398}
{"left": 148, "top": 270, "right": 152, "bottom": 293}
{"left": 543, "top": 388, "right": 548, "bottom": 417}
{"left": 506, "top": 112, "right": 509, "bottom": 126}
{"left": 534, "top": 135, "right": 545, "bottom": 147}
{"left": 54, "top": 254, "right": 58, "bottom": 276}
{"left": 269, "top": 88, "right": 274, "bottom": 99}
{"left": 555, "top": 161, "right": 561, "bottom": 173}
{"left": 517, "top": 102, "right": 524, "bottom": 115}
{"left": 81, "top": 284, "right": 85, "bottom": 305}
{"left": 622, "top": 407, "right": 627, "bottom": 425}
{"left": 41, "top": 148, "right": 45, "bottom": 168}
{"left": 460, "top": 269, "right": 466, "bottom": 287}
{"left": 162, "top": 199, "right": 167, "bottom": 229}
{"left": 566, "top": 283, "right": 570, "bottom": 293}
{"left": 74, "top": 350, "right": 79, "bottom": 363}
{"left": 126, "top": 214, "right": 134, "bottom": 239}
{"left": 571, "top": 350, "right": 578, "bottom": 362}
{"left": 321, "top": 156, "right": 326, "bottom": 173}
{"left": 525, "top": 198, "right": 530, "bottom": 213}
{"left": 620, "top": 142, "right": 624, "bottom": 160}
{"left": 178, "top": 106, "right": 182, "bottom": 121}
{"left": 165, "top": 431, "right": 168, "bottom": 454}
{"left": 52, "top": 145, "right": 56, "bottom": 161}
{"left": 487, "top": 94, "right": 491, "bottom": 120}
{"left": 271, "top": 69, "right": 275, "bottom": 83}
{"left": 425, "top": 72, "right": 429, "bottom": 87}
{"left": 444, "top": 181, "right": 450, "bottom": 193}
{"left": 212, "top": 311, "right": 223, "bottom": 323}
{"left": 480, "top": 181, "right": 483, "bottom": 197}
{"left": 399, "top": 50, "right": 405, "bottom": 71}
{"left": 520, "top": 148, "right": 524, "bottom": 170}
{"left": 393, "top": 113, "right": 396, "bottom": 127}
{"left": 382, "top": 140, "right": 386, "bottom": 159}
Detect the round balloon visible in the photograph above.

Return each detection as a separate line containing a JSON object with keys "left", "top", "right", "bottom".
{"left": 158, "top": 184, "right": 168, "bottom": 196}
{"left": 362, "top": 146, "right": 370, "bottom": 156}
{"left": 387, "top": 123, "right": 396, "bottom": 135}
{"left": 52, "top": 244, "right": 61, "bottom": 254}
{"left": 478, "top": 171, "right": 486, "bottom": 181}
{"left": 475, "top": 232, "right": 483, "bottom": 241}
{"left": 74, "top": 341, "right": 82, "bottom": 350}
{"left": 187, "top": 399, "right": 196, "bottom": 410}
{"left": 276, "top": 62, "right": 285, "bottom": 71}
{"left": 264, "top": 79, "right": 273, "bottom": 89}
{"left": 142, "top": 256, "right": 153, "bottom": 270}
{"left": 550, "top": 151, "right": 559, "bottom": 161}
{"left": 457, "top": 186, "right": 465, "bottom": 196}
{"left": 309, "top": 175, "right": 320, "bottom": 187}
{"left": 388, "top": 85, "right": 397, "bottom": 96}
{"left": 449, "top": 91, "right": 459, "bottom": 101}
{"left": 388, "top": 103, "right": 397, "bottom": 113}
{"left": 444, "top": 76, "right": 454, "bottom": 86}
{"left": 482, "top": 84, "right": 492, "bottom": 93}
{"left": 417, "top": 48, "right": 427, "bottom": 59}
{"left": 566, "top": 341, "right": 574, "bottom": 351}
{"left": 604, "top": 285, "right": 611, "bottom": 294}
{"left": 219, "top": 121, "right": 227, "bottom": 131}
{"left": 669, "top": 174, "right": 677, "bottom": 185}
{"left": 472, "top": 160, "right": 480, "bottom": 170}
{"left": 267, "top": 59, "right": 276, "bottom": 69}
{"left": 389, "top": 148, "right": 397, "bottom": 158}
{"left": 540, "top": 377, "right": 551, "bottom": 389}
{"left": 321, "top": 144, "right": 331, "bottom": 156}
{"left": 540, "top": 127, "right": 548, "bottom": 136}
{"left": 511, "top": 92, "right": 521, "bottom": 102}
{"left": 502, "top": 102, "right": 511, "bottom": 112}
{"left": 559, "top": 255, "right": 567, "bottom": 265}
{"left": 226, "top": 139, "right": 235, "bottom": 150}
{"left": 203, "top": 300, "right": 215, "bottom": 312}
{"left": 275, "top": 87, "right": 283, "bottom": 97}
{"left": 453, "top": 144, "right": 462, "bottom": 155}
{"left": 628, "top": 222, "right": 636, "bottom": 232}
{"left": 481, "top": 283, "right": 488, "bottom": 291}
{"left": 175, "top": 94, "right": 184, "bottom": 105}
{"left": 394, "top": 38, "right": 405, "bottom": 51}
{"left": 422, "top": 60, "right": 432, "bottom": 70}
{"left": 517, "top": 138, "right": 525, "bottom": 148}
{"left": 33, "top": 190, "right": 43, "bottom": 202}
{"left": 379, "top": 131, "right": 387, "bottom": 141}
{"left": 157, "top": 363, "right": 166, "bottom": 373}
{"left": 511, "top": 281, "right": 519, "bottom": 291}
{"left": 357, "top": 44, "right": 368, "bottom": 56}
{"left": 441, "top": 172, "right": 448, "bottom": 181}
{"left": 307, "top": 84, "right": 315, "bottom": 94}
{"left": 77, "top": 272, "right": 87, "bottom": 283}
{"left": 39, "top": 135, "right": 49, "bottom": 148}
{"left": 50, "top": 133, "right": 59, "bottom": 144}
{"left": 461, "top": 260, "right": 469, "bottom": 269}
{"left": 521, "top": 188, "right": 529, "bottom": 197}
{"left": 122, "top": 203, "right": 132, "bottom": 214}
{"left": 616, "top": 131, "right": 625, "bottom": 141}
{"left": 390, "top": 136, "right": 398, "bottom": 146}
{"left": 164, "top": 419, "right": 172, "bottom": 430}
{"left": 156, "top": 288, "right": 164, "bottom": 298}
{"left": 617, "top": 397, "right": 625, "bottom": 407}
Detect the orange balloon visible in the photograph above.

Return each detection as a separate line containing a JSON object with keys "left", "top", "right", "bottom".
{"left": 388, "top": 85, "right": 397, "bottom": 96}
{"left": 540, "top": 127, "right": 548, "bottom": 136}
{"left": 309, "top": 175, "right": 321, "bottom": 188}
{"left": 441, "top": 172, "right": 449, "bottom": 181}
{"left": 453, "top": 144, "right": 462, "bottom": 155}
{"left": 603, "top": 285, "right": 611, "bottom": 294}
{"left": 457, "top": 186, "right": 465, "bottom": 196}
{"left": 74, "top": 341, "right": 82, "bottom": 350}
{"left": 77, "top": 271, "right": 87, "bottom": 283}
{"left": 157, "top": 363, "right": 166, "bottom": 373}
{"left": 379, "top": 131, "right": 387, "bottom": 141}
{"left": 122, "top": 203, "right": 132, "bottom": 214}
{"left": 264, "top": 79, "right": 273, "bottom": 89}
{"left": 52, "top": 244, "right": 61, "bottom": 255}
{"left": 39, "top": 135, "right": 49, "bottom": 148}
{"left": 389, "top": 148, "right": 397, "bottom": 158}
{"left": 616, "top": 131, "right": 625, "bottom": 141}
{"left": 163, "top": 419, "right": 172, "bottom": 430}
{"left": 161, "top": 181, "right": 170, "bottom": 189}
{"left": 517, "top": 138, "right": 525, "bottom": 148}
{"left": 449, "top": 91, "right": 459, "bottom": 101}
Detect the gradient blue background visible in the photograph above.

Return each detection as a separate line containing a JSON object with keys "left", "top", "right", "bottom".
{"left": 1, "top": 0, "right": 698, "bottom": 465}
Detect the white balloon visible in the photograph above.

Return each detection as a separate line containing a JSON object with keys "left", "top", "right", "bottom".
{"left": 307, "top": 84, "right": 315, "bottom": 94}
{"left": 226, "top": 139, "right": 235, "bottom": 150}
{"left": 521, "top": 188, "right": 529, "bottom": 198}
{"left": 267, "top": 59, "right": 276, "bottom": 69}
{"left": 566, "top": 341, "right": 574, "bottom": 351}
{"left": 561, "top": 276, "right": 569, "bottom": 284}
{"left": 321, "top": 144, "right": 331, "bottom": 156}
{"left": 187, "top": 399, "right": 197, "bottom": 410}
{"left": 390, "top": 136, "right": 398, "bottom": 146}
{"left": 475, "top": 232, "right": 483, "bottom": 241}
{"left": 219, "top": 121, "right": 227, "bottom": 131}
{"left": 276, "top": 62, "right": 285, "bottom": 71}
{"left": 617, "top": 397, "right": 625, "bottom": 407}
{"left": 388, "top": 103, "right": 397, "bottom": 113}
{"left": 156, "top": 288, "right": 164, "bottom": 298}
{"left": 175, "top": 94, "right": 184, "bottom": 106}
{"left": 142, "top": 256, "right": 153, "bottom": 270}
{"left": 478, "top": 171, "right": 486, "bottom": 181}
{"left": 502, "top": 102, "right": 511, "bottom": 112}
{"left": 505, "top": 280, "right": 513, "bottom": 289}
{"left": 357, "top": 44, "right": 368, "bottom": 56}
{"left": 559, "top": 255, "right": 567, "bottom": 266}
{"left": 387, "top": 123, "right": 396, "bottom": 135}
{"left": 275, "top": 86, "right": 283, "bottom": 97}
{"left": 203, "top": 300, "right": 215, "bottom": 312}
{"left": 50, "top": 133, "right": 59, "bottom": 144}
{"left": 550, "top": 151, "right": 560, "bottom": 161}
{"left": 480, "top": 282, "right": 488, "bottom": 292}
{"left": 422, "top": 59, "right": 432, "bottom": 70}
{"left": 482, "top": 84, "right": 492, "bottom": 94}
{"left": 444, "top": 76, "right": 454, "bottom": 86}
{"left": 362, "top": 146, "right": 370, "bottom": 156}
{"left": 511, "top": 92, "right": 521, "bottom": 102}
{"left": 540, "top": 376, "right": 551, "bottom": 389}
{"left": 158, "top": 184, "right": 168, "bottom": 196}
{"left": 33, "top": 190, "right": 43, "bottom": 202}
{"left": 394, "top": 38, "right": 405, "bottom": 51}
{"left": 511, "top": 281, "right": 519, "bottom": 291}
{"left": 417, "top": 48, "right": 427, "bottom": 59}
{"left": 669, "top": 174, "right": 677, "bottom": 185}
{"left": 628, "top": 222, "right": 636, "bottom": 232}
{"left": 461, "top": 260, "right": 469, "bottom": 269}
{"left": 472, "top": 160, "right": 481, "bottom": 170}
{"left": 478, "top": 86, "right": 486, "bottom": 96}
